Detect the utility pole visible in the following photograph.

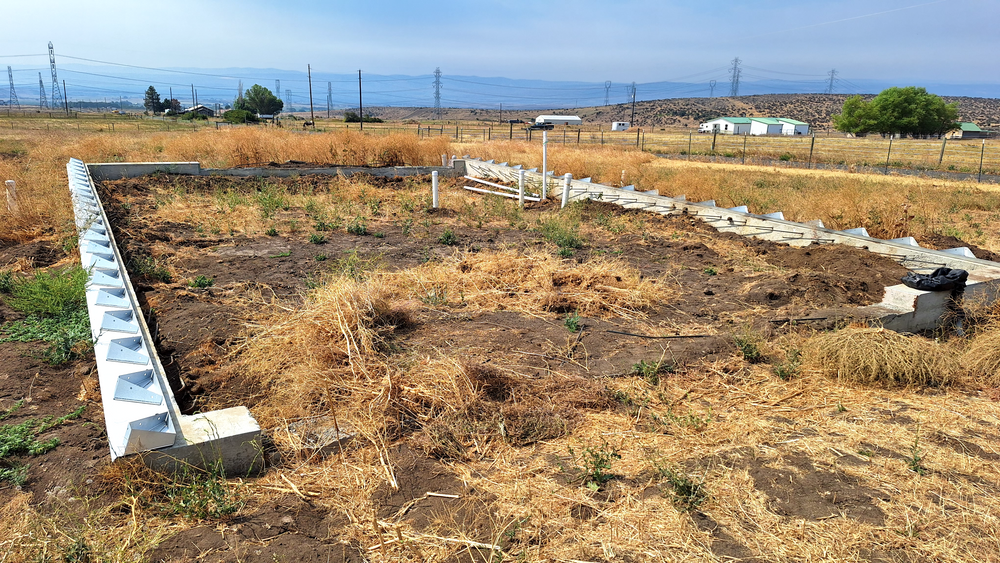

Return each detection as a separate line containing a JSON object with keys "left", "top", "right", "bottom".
{"left": 358, "top": 69, "right": 363, "bottom": 131}
{"left": 729, "top": 56, "right": 742, "bottom": 97}
{"left": 38, "top": 73, "right": 48, "bottom": 109}
{"left": 709, "top": 80, "right": 716, "bottom": 98}
{"left": 307, "top": 64, "right": 315, "bottom": 124}
{"left": 62, "top": 80, "right": 68, "bottom": 114}
{"left": 327, "top": 82, "right": 332, "bottom": 118}
{"left": 169, "top": 87, "right": 173, "bottom": 111}
{"left": 826, "top": 69, "right": 838, "bottom": 94}
{"left": 191, "top": 84, "right": 195, "bottom": 109}
{"left": 499, "top": 102, "right": 502, "bottom": 125}
{"left": 433, "top": 67, "right": 442, "bottom": 121}
{"left": 48, "top": 42, "right": 64, "bottom": 113}
{"left": 7, "top": 67, "right": 18, "bottom": 110}
{"left": 629, "top": 82, "right": 636, "bottom": 125}
{"left": 604, "top": 81, "right": 611, "bottom": 106}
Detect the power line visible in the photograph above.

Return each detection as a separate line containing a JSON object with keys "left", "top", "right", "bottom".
{"left": 7, "top": 67, "right": 18, "bottom": 109}
{"left": 433, "top": 67, "right": 442, "bottom": 120}
{"left": 38, "top": 73, "right": 48, "bottom": 109}
{"left": 729, "top": 56, "right": 742, "bottom": 97}
{"left": 48, "top": 42, "right": 64, "bottom": 112}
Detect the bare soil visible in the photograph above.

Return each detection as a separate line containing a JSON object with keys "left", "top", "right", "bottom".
{"left": 0, "top": 171, "right": 947, "bottom": 561}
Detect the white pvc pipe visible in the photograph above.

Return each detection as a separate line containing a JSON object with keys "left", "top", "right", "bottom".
{"left": 4, "top": 180, "right": 16, "bottom": 213}
{"left": 518, "top": 170, "right": 525, "bottom": 208}
{"left": 541, "top": 130, "right": 548, "bottom": 200}
{"left": 432, "top": 171, "right": 439, "bottom": 208}
{"left": 561, "top": 173, "right": 572, "bottom": 208}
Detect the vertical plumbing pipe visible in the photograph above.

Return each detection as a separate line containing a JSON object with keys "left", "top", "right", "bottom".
{"left": 561, "top": 173, "right": 572, "bottom": 208}
{"left": 518, "top": 170, "right": 525, "bottom": 208}
{"left": 541, "top": 130, "right": 549, "bottom": 200}
{"left": 4, "top": 180, "right": 16, "bottom": 213}
{"left": 441, "top": 154, "right": 447, "bottom": 167}
{"left": 432, "top": 171, "right": 439, "bottom": 208}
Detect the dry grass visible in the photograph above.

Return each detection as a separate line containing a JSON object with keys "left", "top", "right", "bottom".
{"left": 458, "top": 140, "right": 1000, "bottom": 244}
{"left": 804, "top": 326, "right": 957, "bottom": 387}
{"left": 962, "top": 322, "right": 1000, "bottom": 387}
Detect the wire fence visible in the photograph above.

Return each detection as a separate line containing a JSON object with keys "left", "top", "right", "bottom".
{"left": 4, "top": 110, "right": 997, "bottom": 180}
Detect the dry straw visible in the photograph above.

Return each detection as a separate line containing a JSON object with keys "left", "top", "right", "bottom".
{"left": 804, "top": 326, "right": 955, "bottom": 387}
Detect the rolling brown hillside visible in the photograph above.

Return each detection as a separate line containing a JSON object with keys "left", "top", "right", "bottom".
{"left": 359, "top": 94, "right": 1000, "bottom": 130}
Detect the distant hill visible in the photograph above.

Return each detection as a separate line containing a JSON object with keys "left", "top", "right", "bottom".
{"left": 361, "top": 94, "right": 1000, "bottom": 130}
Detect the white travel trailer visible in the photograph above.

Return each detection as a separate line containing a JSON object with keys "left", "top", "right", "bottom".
{"left": 611, "top": 121, "right": 630, "bottom": 131}
{"left": 535, "top": 115, "right": 583, "bottom": 126}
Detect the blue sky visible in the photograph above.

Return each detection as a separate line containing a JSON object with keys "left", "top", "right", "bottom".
{"left": 0, "top": 0, "right": 996, "bottom": 103}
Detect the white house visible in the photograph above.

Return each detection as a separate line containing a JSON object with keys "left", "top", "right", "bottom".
{"left": 699, "top": 117, "right": 751, "bottom": 135}
{"left": 777, "top": 118, "right": 809, "bottom": 135}
{"left": 611, "top": 121, "right": 630, "bottom": 131}
{"left": 749, "top": 118, "right": 783, "bottom": 136}
{"left": 535, "top": 115, "right": 582, "bottom": 126}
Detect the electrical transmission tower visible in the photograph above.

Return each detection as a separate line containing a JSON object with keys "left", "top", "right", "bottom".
{"left": 729, "top": 57, "right": 741, "bottom": 97}
{"left": 48, "top": 42, "right": 64, "bottom": 112}
{"left": 286, "top": 89, "right": 291, "bottom": 107}
{"left": 275, "top": 80, "right": 281, "bottom": 100}
{"left": 7, "top": 67, "right": 18, "bottom": 109}
{"left": 604, "top": 81, "right": 611, "bottom": 106}
{"left": 709, "top": 80, "right": 717, "bottom": 98}
{"left": 38, "top": 73, "right": 48, "bottom": 109}
{"left": 327, "top": 82, "right": 332, "bottom": 118}
{"left": 826, "top": 69, "right": 838, "bottom": 94}
{"left": 432, "top": 67, "right": 442, "bottom": 120}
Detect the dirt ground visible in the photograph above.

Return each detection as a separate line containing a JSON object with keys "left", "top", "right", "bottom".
{"left": 3, "top": 172, "right": 995, "bottom": 562}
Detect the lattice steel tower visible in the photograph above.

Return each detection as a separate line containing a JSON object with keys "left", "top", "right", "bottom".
{"left": 275, "top": 80, "right": 281, "bottom": 100}
{"left": 433, "top": 67, "right": 442, "bottom": 120}
{"left": 48, "top": 42, "right": 64, "bottom": 111}
{"left": 826, "top": 69, "right": 838, "bottom": 94}
{"left": 604, "top": 81, "right": 611, "bottom": 106}
{"left": 38, "top": 73, "right": 48, "bottom": 109}
{"left": 7, "top": 67, "right": 18, "bottom": 109}
{"left": 729, "top": 57, "right": 741, "bottom": 97}
{"left": 709, "top": 80, "right": 717, "bottom": 98}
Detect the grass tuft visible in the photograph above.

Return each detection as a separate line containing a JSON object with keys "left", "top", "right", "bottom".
{"left": 805, "top": 326, "right": 954, "bottom": 387}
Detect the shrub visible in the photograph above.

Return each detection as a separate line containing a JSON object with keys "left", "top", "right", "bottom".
{"left": 6, "top": 266, "right": 87, "bottom": 316}
{"left": 438, "top": 228, "right": 457, "bottom": 246}
{"left": 222, "top": 109, "right": 258, "bottom": 124}
{"left": 805, "top": 327, "right": 953, "bottom": 387}
{"left": 189, "top": 275, "right": 214, "bottom": 288}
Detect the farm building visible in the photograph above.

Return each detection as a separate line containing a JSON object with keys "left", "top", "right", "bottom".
{"left": 535, "top": 115, "right": 582, "bottom": 126}
{"left": 950, "top": 122, "right": 986, "bottom": 139}
{"left": 698, "top": 117, "right": 751, "bottom": 135}
{"left": 749, "top": 118, "right": 783, "bottom": 136}
{"left": 777, "top": 118, "right": 809, "bottom": 135}
{"left": 183, "top": 104, "right": 215, "bottom": 117}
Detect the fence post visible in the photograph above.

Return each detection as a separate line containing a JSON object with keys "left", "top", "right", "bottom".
{"left": 636, "top": 128, "right": 640, "bottom": 147}
{"left": 509, "top": 122, "right": 513, "bottom": 140}
{"left": 577, "top": 130, "right": 581, "bottom": 144}
{"left": 742, "top": 133, "right": 747, "bottom": 164}
{"left": 541, "top": 130, "right": 549, "bottom": 200}
{"left": 883, "top": 136, "right": 895, "bottom": 175}
{"left": 939, "top": 137, "right": 947, "bottom": 165}
{"left": 432, "top": 171, "right": 439, "bottom": 208}
{"left": 978, "top": 139, "right": 986, "bottom": 183}
{"left": 561, "top": 173, "right": 572, "bottom": 208}
{"left": 641, "top": 130, "right": 646, "bottom": 151}
{"left": 601, "top": 131, "right": 604, "bottom": 145}
{"left": 808, "top": 134, "right": 816, "bottom": 168}
{"left": 688, "top": 132, "right": 692, "bottom": 160}
{"left": 518, "top": 169, "right": 526, "bottom": 209}
{"left": 711, "top": 131, "right": 717, "bottom": 152}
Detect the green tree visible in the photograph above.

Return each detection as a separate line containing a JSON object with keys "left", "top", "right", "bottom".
{"left": 833, "top": 87, "right": 958, "bottom": 138}
{"left": 243, "top": 84, "right": 283, "bottom": 116}
{"left": 832, "top": 95, "right": 875, "bottom": 136}
{"left": 143, "top": 86, "right": 163, "bottom": 114}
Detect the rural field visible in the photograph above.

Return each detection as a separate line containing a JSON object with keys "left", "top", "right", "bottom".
{"left": 4, "top": 123, "right": 1000, "bottom": 562}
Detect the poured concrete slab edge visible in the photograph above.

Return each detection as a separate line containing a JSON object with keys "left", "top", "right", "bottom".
{"left": 67, "top": 158, "right": 262, "bottom": 475}
{"left": 459, "top": 158, "right": 1000, "bottom": 333}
